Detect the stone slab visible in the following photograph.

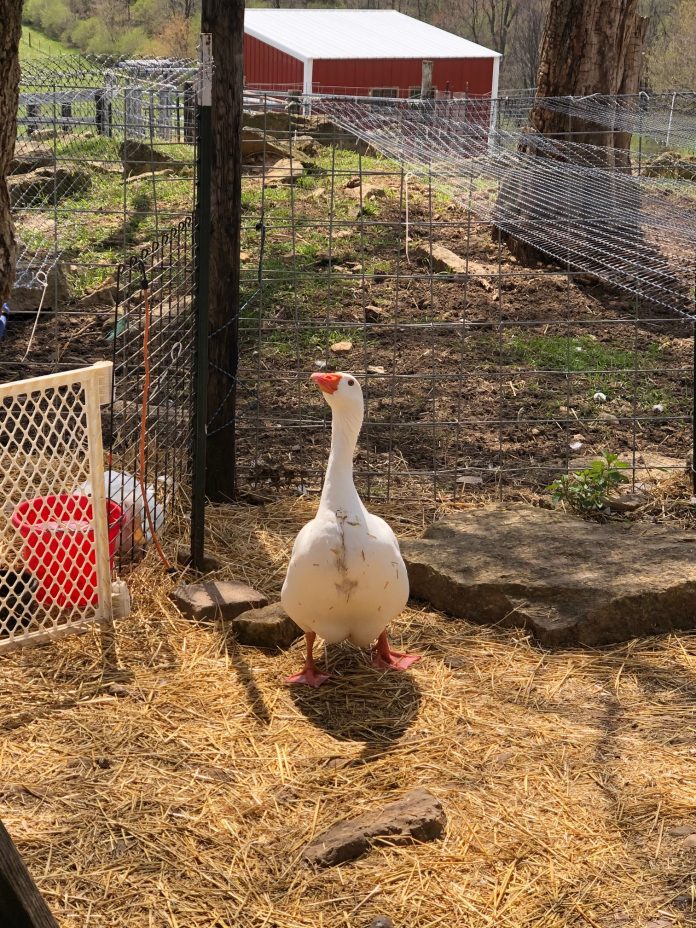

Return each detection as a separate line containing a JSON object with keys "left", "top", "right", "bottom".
{"left": 170, "top": 580, "right": 267, "bottom": 622}
{"left": 303, "top": 788, "right": 445, "bottom": 868}
{"left": 232, "top": 602, "right": 302, "bottom": 650}
{"left": 401, "top": 505, "right": 696, "bottom": 648}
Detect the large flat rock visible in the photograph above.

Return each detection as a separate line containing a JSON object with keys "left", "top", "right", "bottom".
{"left": 401, "top": 505, "right": 696, "bottom": 647}
{"left": 303, "top": 788, "right": 445, "bottom": 868}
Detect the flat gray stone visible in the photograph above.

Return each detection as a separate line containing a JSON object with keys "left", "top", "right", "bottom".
{"left": 232, "top": 602, "right": 302, "bottom": 650}
{"left": 10, "top": 146, "right": 55, "bottom": 174}
{"left": 11, "top": 261, "right": 70, "bottom": 311}
{"left": 170, "top": 580, "right": 267, "bottom": 622}
{"left": 303, "top": 788, "right": 445, "bottom": 868}
{"left": 401, "top": 505, "right": 696, "bottom": 648}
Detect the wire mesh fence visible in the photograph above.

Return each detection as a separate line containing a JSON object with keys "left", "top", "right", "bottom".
{"left": 236, "top": 91, "right": 695, "bottom": 503}
{"left": 0, "top": 361, "right": 128, "bottom": 653}
{"left": 4, "top": 56, "right": 203, "bottom": 574}
{"left": 5, "top": 54, "right": 198, "bottom": 385}
{"left": 108, "top": 218, "right": 196, "bottom": 571}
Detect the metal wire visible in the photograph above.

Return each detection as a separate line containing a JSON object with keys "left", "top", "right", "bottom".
{"left": 236, "top": 92, "right": 695, "bottom": 503}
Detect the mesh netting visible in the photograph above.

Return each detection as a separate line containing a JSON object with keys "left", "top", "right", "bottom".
{"left": 310, "top": 92, "right": 696, "bottom": 321}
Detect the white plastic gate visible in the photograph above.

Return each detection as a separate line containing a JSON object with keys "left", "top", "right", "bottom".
{"left": 0, "top": 361, "right": 129, "bottom": 653}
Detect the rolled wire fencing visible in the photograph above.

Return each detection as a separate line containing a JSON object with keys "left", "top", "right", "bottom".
{"left": 235, "top": 90, "right": 695, "bottom": 504}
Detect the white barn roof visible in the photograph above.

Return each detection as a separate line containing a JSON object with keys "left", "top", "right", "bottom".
{"left": 244, "top": 9, "right": 501, "bottom": 63}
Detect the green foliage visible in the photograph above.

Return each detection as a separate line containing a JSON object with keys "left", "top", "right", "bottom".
{"left": 22, "top": 0, "right": 201, "bottom": 56}
{"left": 547, "top": 453, "right": 629, "bottom": 518}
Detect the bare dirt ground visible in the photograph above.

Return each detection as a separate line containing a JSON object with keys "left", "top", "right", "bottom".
{"left": 234, "top": 179, "right": 693, "bottom": 501}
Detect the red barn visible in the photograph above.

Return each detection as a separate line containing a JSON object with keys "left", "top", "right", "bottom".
{"left": 243, "top": 9, "right": 501, "bottom": 99}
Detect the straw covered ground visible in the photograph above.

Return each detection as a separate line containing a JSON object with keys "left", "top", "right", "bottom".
{"left": 1, "top": 496, "right": 696, "bottom": 928}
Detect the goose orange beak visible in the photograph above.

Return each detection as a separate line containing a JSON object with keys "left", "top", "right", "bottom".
{"left": 311, "top": 372, "right": 341, "bottom": 394}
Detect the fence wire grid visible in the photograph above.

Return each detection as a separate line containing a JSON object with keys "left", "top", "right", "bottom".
{"left": 236, "top": 91, "right": 695, "bottom": 502}
{"left": 5, "top": 56, "right": 203, "bottom": 572}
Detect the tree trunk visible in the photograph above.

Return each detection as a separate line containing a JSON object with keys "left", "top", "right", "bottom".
{"left": 0, "top": 0, "right": 22, "bottom": 304}
{"left": 0, "top": 819, "right": 59, "bottom": 928}
{"left": 201, "top": 0, "right": 243, "bottom": 501}
{"left": 530, "top": 0, "right": 647, "bottom": 162}
{"left": 499, "top": 0, "right": 647, "bottom": 263}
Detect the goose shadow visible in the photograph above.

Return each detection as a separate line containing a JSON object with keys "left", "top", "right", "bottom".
{"left": 288, "top": 642, "right": 422, "bottom": 764}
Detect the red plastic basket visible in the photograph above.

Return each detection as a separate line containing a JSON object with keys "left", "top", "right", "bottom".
{"left": 12, "top": 495, "right": 123, "bottom": 609}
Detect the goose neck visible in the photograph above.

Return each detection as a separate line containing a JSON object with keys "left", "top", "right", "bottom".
{"left": 320, "top": 413, "right": 361, "bottom": 508}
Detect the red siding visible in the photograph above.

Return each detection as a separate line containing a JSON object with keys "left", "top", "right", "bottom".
{"left": 244, "top": 35, "right": 303, "bottom": 91}
{"left": 312, "top": 57, "right": 493, "bottom": 97}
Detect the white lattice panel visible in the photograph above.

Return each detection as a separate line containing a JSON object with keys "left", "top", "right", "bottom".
{"left": 0, "top": 362, "right": 124, "bottom": 652}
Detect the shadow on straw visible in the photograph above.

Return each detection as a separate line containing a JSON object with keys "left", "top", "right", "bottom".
{"left": 288, "top": 643, "right": 421, "bottom": 764}
{"left": 220, "top": 628, "right": 272, "bottom": 726}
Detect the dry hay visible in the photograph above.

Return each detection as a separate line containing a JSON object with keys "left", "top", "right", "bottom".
{"left": 0, "top": 497, "right": 695, "bottom": 928}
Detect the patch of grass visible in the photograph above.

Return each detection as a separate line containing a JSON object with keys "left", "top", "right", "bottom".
{"left": 19, "top": 24, "right": 74, "bottom": 60}
{"left": 505, "top": 334, "right": 661, "bottom": 375}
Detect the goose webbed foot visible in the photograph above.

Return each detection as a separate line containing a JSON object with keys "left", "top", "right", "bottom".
{"left": 371, "top": 630, "right": 421, "bottom": 671}
{"left": 285, "top": 631, "right": 331, "bottom": 687}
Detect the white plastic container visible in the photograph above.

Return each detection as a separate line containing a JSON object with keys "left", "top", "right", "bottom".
{"left": 77, "top": 470, "right": 167, "bottom": 555}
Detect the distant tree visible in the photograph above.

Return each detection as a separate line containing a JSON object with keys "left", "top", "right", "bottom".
{"left": 450, "top": 0, "right": 520, "bottom": 57}
{"left": 512, "top": 0, "right": 547, "bottom": 89}
{"left": 645, "top": 0, "right": 696, "bottom": 91}
{"left": 0, "top": 0, "right": 22, "bottom": 305}
{"left": 499, "top": 0, "right": 648, "bottom": 262}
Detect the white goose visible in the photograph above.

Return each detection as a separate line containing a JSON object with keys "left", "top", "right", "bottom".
{"left": 281, "top": 371, "right": 420, "bottom": 687}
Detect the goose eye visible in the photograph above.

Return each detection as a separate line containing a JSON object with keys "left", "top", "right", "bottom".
{"left": 347, "top": 379, "right": 355, "bottom": 386}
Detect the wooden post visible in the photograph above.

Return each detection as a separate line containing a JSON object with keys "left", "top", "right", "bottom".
{"left": 0, "top": 820, "right": 59, "bottom": 927}
{"left": 420, "top": 60, "right": 433, "bottom": 100}
{"left": 95, "top": 89, "right": 105, "bottom": 135}
{"left": 201, "top": 0, "right": 243, "bottom": 501}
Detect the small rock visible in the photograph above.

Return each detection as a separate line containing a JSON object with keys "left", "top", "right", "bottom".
{"left": 682, "top": 834, "right": 696, "bottom": 849}
{"left": 10, "top": 146, "right": 55, "bottom": 174}
{"left": 597, "top": 412, "right": 620, "bottom": 426}
{"left": 569, "top": 440, "right": 583, "bottom": 451}
{"left": 365, "top": 305, "right": 385, "bottom": 323}
{"left": 652, "top": 403, "right": 665, "bottom": 414}
{"left": 531, "top": 427, "right": 540, "bottom": 436}
{"left": 371, "top": 918, "right": 394, "bottom": 928}
{"left": 120, "top": 139, "right": 181, "bottom": 177}
{"left": 9, "top": 166, "right": 91, "bottom": 208}
{"left": 314, "top": 359, "right": 327, "bottom": 369}
{"left": 593, "top": 391, "right": 607, "bottom": 402}
{"left": 232, "top": 602, "right": 302, "bottom": 650}
{"left": 609, "top": 493, "right": 646, "bottom": 513}
{"left": 330, "top": 341, "right": 352, "bottom": 354}
{"left": 367, "top": 365, "right": 386, "bottom": 375}
{"left": 171, "top": 580, "right": 267, "bottom": 622}
{"left": 12, "top": 262, "right": 70, "bottom": 311}
{"left": 667, "top": 825, "right": 696, "bottom": 836}
{"left": 303, "top": 788, "right": 445, "bottom": 868}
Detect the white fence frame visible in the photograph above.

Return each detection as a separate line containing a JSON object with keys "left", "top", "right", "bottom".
{"left": 0, "top": 361, "right": 126, "bottom": 654}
